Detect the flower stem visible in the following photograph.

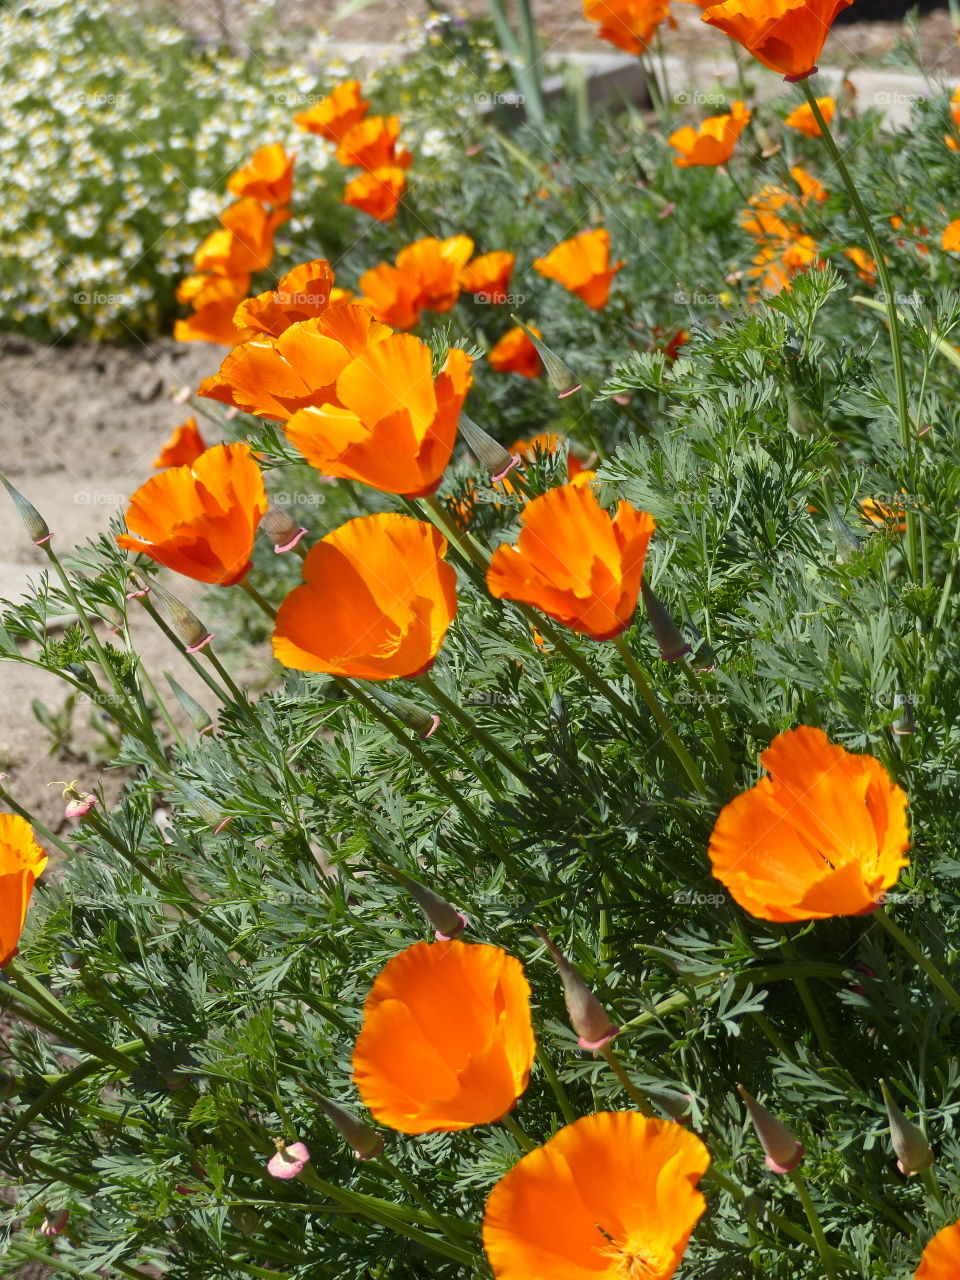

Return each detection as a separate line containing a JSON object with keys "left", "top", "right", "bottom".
{"left": 875, "top": 908, "right": 960, "bottom": 1015}
{"left": 416, "top": 671, "right": 531, "bottom": 788}
{"left": 536, "top": 1047, "right": 578, "bottom": 1124}
{"left": 500, "top": 1111, "right": 537, "bottom": 1151}
{"left": 679, "top": 657, "right": 736, "bottom": 797}
{"left": 612, "top": 635, "right": 710, "bottom": 797}
{"left": 599, "top": 1044, "right": 655, "bottom": 1116}
{"left": 778, "top": 934, "right": 833, "bottom": 1057}
{"left": 373, "top": 1153, "right": 476, "bottom": 1246}
{"left": 240, "top": 577, "right": 278, "bottom": 620}
{"left": 800, "top": 79, "right": 918, "bottom": 580}
{"left": 791, "top": 1169, "right": 838, "bottom": 1280}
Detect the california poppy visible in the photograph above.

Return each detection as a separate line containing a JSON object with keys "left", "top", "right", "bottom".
{"left": 283, "top": 335, "right": 472, "bottom": 497}
{"left": 227, "top": 143, "right": 295, "bottom": 206}
{"left": 790, "top": 165, "right": 827, "bottom": 203}
{"left": 860, "top": 497, "right": 906, "bottom": 531}
{"left": 0, "top": 814, "right": 48, "bottom": 968}
{"left": 193, "top": 199, "right": 289, "bottom": 277}
{"left": 668, "top": 101, "right": 751, "bottom": 166}
{"left": 483, "top": 1111, "right": 710, "bottom": 1280}
{"left": 461, "top": 250, "right": 516, "bottom": 303}
{"left": 511, "top": 433, "right": 585, "bottom": 479}
{"left": 488, "top": 325, "right": 543, "bottom": 379}
{"left": 534, "top": 229, "right": 624, "bottom": 309}
{"left": 197, "top": 303, "right": 392, "bottom": 420}
{"left": 234, "top": 259, "right": 336, "bottom": 337}
{"left": 708, "top": 725, "right": 910, "bottom": 922}
{"left": 486, "top": 483, "right": 655, "bottom": 640}
{"left": 784, "top": 97, "right": 835, "bottom": 137}
{"left": 843, "top": 246, "right": 877, "bottom": 282}
{"left": 153, "top": 417, "right": 207, "bottom": 469}
{"left": 583, "top": 0, "right": 673, "bottom": 54}
{"left": 702, "top": 0, "right": 854, "bottom": 80}
{"left": 352, "top": 939, "right": 535, "bottom": 1132}
{"left": 343, "top": 167, "right": 408, "bottom": 222}
{"left": 916, "top": 1219, "right": 960, "bottom": 1279}
{"left": 336, "top": 116, "right": 412, "bottom": 171}
{"left": 748, "top": 234, "right": 819, "bottom": 294}
{"left": 294, "top": 79, "right": 370, "bottom": 141}
{"left": 359, "top": 262, "right": 423, "bottom": 329}
{"left": 173, "top": 273, "right": 252, "bottom": 345}
{"left": 116, "top": 443, "right": 268, "bottom": 586}
{"left": 942, "top": 220, "right": 960, "bottom": 251}
{"left": 395, "top": 236, "right": 474, "bottom": 313}
{"left": 945, "top": 86, "right": 960, "bottom": 150}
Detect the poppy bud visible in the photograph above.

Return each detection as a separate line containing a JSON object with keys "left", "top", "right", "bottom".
{"left": 261, "top": 503, "right": 308, "bottom": 554}
{"left": 880, "top": 1079, "right": 934, "bottom": 1175}
{"left": 141, "top": 578, "right": 213, "bottom": 653}
{"left": 174, "top": 781, "right": 228, "bottom": 831}
{"left": 457, "top": 412, "right": 519, "bottom": 483}
{"left": 737, "top": 1084, "right": 804, "bottom": 1173}
{"left": 892, "top": 693, "right": 915, "bottom": 737}
{"left": 367, "top": 687, "right": 440, "bottom": 739}
{"left": 165, "top": 674, "right": 214, "bottom": 735}
{"left": 0, "top": 474, "right": 51, "bottom": 545}
{"left": 534, "top": 926, "right": 619, "bottom": 1050}
{"left": 645, "top": 1083, "right": 694, "bottom": 1122}
{"left": 509, "top": 317, "right": 582, "bottom": 398}
{"left": 267, "top": 1139, "right": 310, "bottom": 1180}
{"left": 379, "top": 863, "right": 468, "bottom": 940}
{"left": 641, "top": 579, "right": 691, "bottom": 661}
{"left": 228, "top": 1206, "right": 261, "bottom": 1235}
{"left": 825, "top": 496, "right": 862, "bottom": 562}
{"left": 39, "top": 1209, "right": 69, "bottom": 1237}
{"left": 315, "top": 1093, "right": 385, "bottom": 1160}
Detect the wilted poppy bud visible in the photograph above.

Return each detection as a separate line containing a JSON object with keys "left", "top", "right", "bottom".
{"left": 457, "top": 412, "right": 519, "bottom": 483}
{"left": 141, "top": 578, "right": 213, "bottom": 653}
{"left": 641, "top": 579, "right": 691, "bottom": 661}
{"left": 64, "top": 791, "right": 96, "bottom": 820}
{"left": 534, "top": 926, "right": 619, "bottom": 1050}
{"left": 39, "top": 1209, "right": 69, "bottom": 1237}
{"left": 892, "top": 693, "right": 916, "bottom": 737}
{"left": 367, "top": 687, "right": 440, "bottom": 739}
{"left": 880, "top": 1079, "right": 934, "bottom": 1175}
{"left": 165, "top": 674, "right": 214, "bottom": 735}
{"left": 510, "top": 317, "right": 582, "bottom": 398}
{"left": 315, "top": 1093, "right": 385, "bottom": 1160}
{"left": 0, "top": 474, "right": 51, "bottom": 545}
{"left": 267, "top": 1139, "right": 311, "bottom": 1180}
{"left": 380, "top": 863, "right": 467, "bottom": 940}
{"left": 261, "top": 503, "right": 308, "bottom": 554}
{"left": 737, "top": 1085, "right": 804, "bottom": 1173}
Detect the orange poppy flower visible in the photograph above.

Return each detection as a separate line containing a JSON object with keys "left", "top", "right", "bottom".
{"left": 702, "top": 0, "right": 854, "bottom": 79}
{"left": 533, "top": 229, "right": 624, "bottom": 310}
{"left": 483, "top": 1111, "right": 710, "bottom": 1280}
{"left": 668, "top": 101, "right": 751, "bottom": 167}
{"left": 193, "top": 200, "right": 289, "bottom": 277}
{"left": 352, "top": 939, "right": 535, "bottom": 1132}
{"left": 583, "top": 0, "right": 674, "bottom": 54}
{"left": 945, "top": 87, "right": 960, "bottom": 150}
{"left": 153, "top": 417, "right": 207, "bottom": 469}
{"left": 294, "top": 79, "right": 370, "bottom": 141}
{"left": 359, "top": 262, "right": 423, "bottom": 329}
{"left": 790, "top": 165, "right": 827, "bottom": 203}
{"left": 488, "top": 326, "right": 543, "bottom": 378}
{"left": 173, "top": 273, "right": 252, "bottom": 345}
{"left": 461, "top": 250, "right": 516, "bottom": 303}
{"left": 486, "top": 483, "right": 655, "bottom": 640}
{"left": 283, "top": 336, "right": 472, "bottom": 497}
{"left": 708, "top": 725, "right": 910, "bottom": 922}
{"left": 0, "top": 814, "right": 48, "bottom": 968}
{"left": 116, "top": 443, "right": 268, "bottom": 586}
{"left": 511, "top": 433, "right": 585, "bottom": 479}
{"left": 942, "top": 220, "right": 960, "bottom": 251}
{"left": 227, "top": 143, "right": 295, "bottom": 206}
{"left": 395, "top": 236, "right": 474, "bottom": 313}
{"left": 860, "top": 497, "right": 906, "bottom": 531}
{"left": 234, "top": 259, "right": 336, "bottom": 338}
{"left": 916, "top": 1219, "right": 960, "bottom": 1279}
{"left": 343, "top": 167, "right": 408, "bottom": 222}
{"left": 197, "top": 303, "right": 392, "bottom": 420}
{"left": 273, "top": 514, "right": 457, "bottom": 679}
{"left": 843, "top": 247, "right": 877, "bottom": 282}
{"left": 335, "top": 116, "right": 413, "bottom": 171}
{"left": 748, "top": 234, "right": 819, "bottom": 294}
{"left": 784, "top": 96, "right": 835, "bottom": 137}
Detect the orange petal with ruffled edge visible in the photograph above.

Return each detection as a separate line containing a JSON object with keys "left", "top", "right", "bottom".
{"left": 0, "top": 814, "right": 48, "bottom": 969}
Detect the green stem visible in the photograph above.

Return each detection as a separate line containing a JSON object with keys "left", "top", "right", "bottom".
{"left": 536, "top": 1046, "right": 578, "bottom": 1124}
{"left": 374, "top": 1153, "right": 475, "bottom": 1247}
{"left": 778, "top": 935, "right": 833, "bottom": 1057}
{"left": 920, "top": 1165, "right": 946, "bottom": 1212}
{"left": 791, "top": 1169, "right": 838, "bottom": 1280}
{"left": 501, "top": 1111, "right": 537, "bottom": 1151}
{"left": 416, "top": 671, "right": 531, "bottom": 788}
{"left": 612, "top": 635, "right": 709, "bottom": 797}
{"left": 137, "top": 594, "right": 234, "bottom": 706}
{"left": 800, "top": 80, "right": 918, "bottom": 580}
{"left": 599, "top": 1044, "right": 655, "bottom": 1116}
{"left": 3, "top": 965, "right": 136, "bottom": 1071}
{"left": 875, "top": 908, "right": 960, "bottom": 1015}
{"left": 240, "top": 577, "right": 278, "bottom": 620}
{"left": 419, "top": 494, "right": 490, "bottom": 573}
{"left": 708, "top": 1170, "right": 854, "bottom": 1269}
{"left": 679, "top": 657, "right": 736, "bottom": 797}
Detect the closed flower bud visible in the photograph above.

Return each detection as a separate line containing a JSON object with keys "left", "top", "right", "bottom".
{"left": 261, "top": 503, "right": 308, "bottom": 554}
{"left": 141, "top": 578, "right": 213, "bottom": 653}
{"left": 39, "top": 1209, "right": 69, "bottom": 1237}
{"left": 881, "top": 1079, "right": 934, "bottom": 1175}
{"left": 892, "top": 693, "right": 916, "bottom": 737}
{"left": 645, "top": 1083, "right": 694, "bottom": 1122}
{"left": 315, "top": 1093, "right": 385, "bottom": 1160}
{"left": 458, "top": 412, "right": 519, "bottom": 482}
{"left": 534, "top": 926, "right": 619, "bottom": 1050}
{"left": 737, "top": 1085, "right": 804, "bottom": 1173}
{"left": 379, "top": 863, "right": 467, "bottom": 940}
{"left": 267, "top": 1139, "right": 311, "bottom": 1180}
{"left": 510, "top": 317, "right": 582, "bottom": 398}
{"left": 0, "top": 474, "right": 51, "bottom": 545}
{"left": 165, "top": 674, "right": 214, "bottom": 735}
{"left": 825, "top": 495, "right": 862, "bottom": 561}
{"left": 367, "top": 687, "right": 440, "bottom": 739}
{"left": 641, "top": 579, "right": 691, "bottom": 661}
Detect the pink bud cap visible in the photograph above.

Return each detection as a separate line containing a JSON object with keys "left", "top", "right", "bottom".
{"left": 267, "top": 1141, "right": 310, "bottom": 1180}
{"left": 185, "top": 632, "right": 214, "bottom": 654}
{"left": 491, "top": 454, "right": 521, "bottom": 483}
{"left": 419, "top": 713, "right": 441, "bottom": 739}
{"left": 435, "top": 911, "right": 469, "bottom": 942}
{"left": 40, "top": 1209, "right": 69, "bottom": 1237}
{"left": 273, "top": 526, "right": 308, "bottom": 553}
